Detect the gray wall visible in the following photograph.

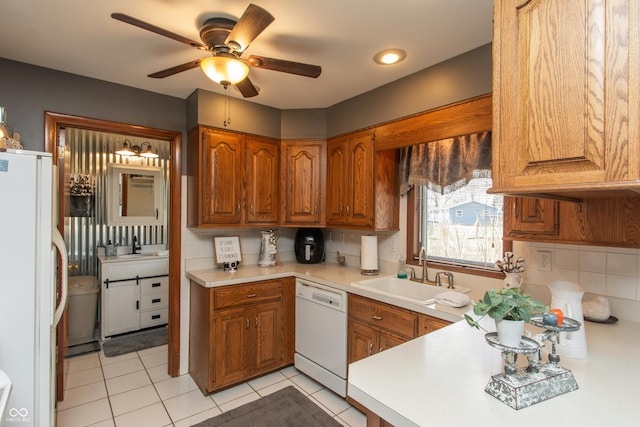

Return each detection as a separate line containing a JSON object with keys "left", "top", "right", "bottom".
{"left": 327, "top": 43, "right": 492, "bottom": 137}
{"left": 0, "top": 58, "right": 185, "bottom": 152}
{"left": 0, "top": 42, "right": 491, "bottom": 164}
{"left": 187, "top": 89, "right": 281, "bottom": 138}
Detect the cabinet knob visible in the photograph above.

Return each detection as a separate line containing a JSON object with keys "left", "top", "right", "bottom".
{"left": 246, "top": 318, "right": 250, "bottom": 329}
{"left": 368, "top": 343, "right": 374, "bottom": 355}
{"left": 372, "top": 315, "right": 383, "bottom": 321}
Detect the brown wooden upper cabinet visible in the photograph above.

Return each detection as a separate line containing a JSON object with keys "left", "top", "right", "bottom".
{"left": 326, "top": 131, "right": 374, "bottom": 227}
{"left": 281, "top": 140, "right": 326, "bottom": 225}
{"left": 492, "top": 0, "right": 640, "bottom": 196}
{"left": 326, "top": 130, "right": 399, "bottom": 230}
{"left": 187, "top": 126, "right": 279, "bottom": 228}
{"left": 504, "top": 196, "right": 559, "bottom": 239}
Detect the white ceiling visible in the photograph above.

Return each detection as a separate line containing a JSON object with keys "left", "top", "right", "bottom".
{"left": 0, "top": 0, "right": 493, "bottom": 110}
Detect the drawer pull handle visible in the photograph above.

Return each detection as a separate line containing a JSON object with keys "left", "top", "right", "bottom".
{"left": 152, "top": 298, "right": 161, "bottom": 303}
{"left": 246, "top": 318, "right": 250, "bottom": 329}
{"left": 152, "top": 282, "right": 162, "bottom": 288}
{"left": 247, "top": 294, "right": 257, "bottom": 298}
{"left": 368, "top": 343, "right": 374, "bottom": 355}
{"left": 152, "top": 314, "right": 160, "bottom": 320}
{"left": 136, "top": 301, "right": 139, "bottom": 310}
{"left": 372, "top": 315, "right": 383, "bottom": 321}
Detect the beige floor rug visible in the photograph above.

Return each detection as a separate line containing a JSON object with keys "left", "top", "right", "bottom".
{"left": 191, "top": 386, "right": 342, "bottom": 427}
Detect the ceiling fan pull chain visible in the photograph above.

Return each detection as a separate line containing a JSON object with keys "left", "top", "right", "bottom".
{"left": 223, "top": 87, "right": 231, "bottom": 127}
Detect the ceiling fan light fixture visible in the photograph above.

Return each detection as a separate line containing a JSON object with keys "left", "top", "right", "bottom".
{"left": 200, "top": 56, "right": 250, "bottom": 86}
{"left": 373, "top": 49, "right": 407, "bottom": 65}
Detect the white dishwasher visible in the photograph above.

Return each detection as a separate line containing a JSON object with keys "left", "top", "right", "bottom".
{"left": 294, "top": 278, "right": 348, "bottom": 397}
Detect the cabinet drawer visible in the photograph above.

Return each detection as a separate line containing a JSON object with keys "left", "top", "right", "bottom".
{"left": 349, "top": 295, "right": 416, "bottom": 339}
{"left": 140, "top": 308, "right": 168, "bottom": 328}
{"left": 214, "top": 281, "right": 282, "bottom": 310}
{"left": 140, "top": 276, "right": 168, "bottom": 295}
{"left": 140, "top": 292, "right": 169, "bottom": 310}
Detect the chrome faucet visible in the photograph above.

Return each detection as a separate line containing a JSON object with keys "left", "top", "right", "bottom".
{"left": 132, "top": 235, "right": 141, "bottom": 254}
{"left": 418, "top": 246, "right": 429, "bottom": 282}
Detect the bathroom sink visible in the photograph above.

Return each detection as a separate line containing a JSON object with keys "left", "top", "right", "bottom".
{"left": 117, "top": 253, "right": 157, "bottom": 259}
{"left": 351, "top": 276, "right": 470, "bottom": 305}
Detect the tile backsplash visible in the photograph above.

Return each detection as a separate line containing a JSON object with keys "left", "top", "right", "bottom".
{"left": 513, "top": 241, "right": 640, "bottom": 323}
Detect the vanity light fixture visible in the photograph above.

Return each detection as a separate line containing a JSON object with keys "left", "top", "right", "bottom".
{"left": 373, "top": 49, "right": 407, "bottom": 65}
{"left": 115, "top": 140, "right": 159, "bottom": 158}
{"left": 200, "top": 53, "right": 250, "bottom": 87}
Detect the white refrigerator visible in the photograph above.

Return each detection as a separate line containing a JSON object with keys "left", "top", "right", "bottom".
{"left": 0, "top": 149, "right": 68, "bottom": 427}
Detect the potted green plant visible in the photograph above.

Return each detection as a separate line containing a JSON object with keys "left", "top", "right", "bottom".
{"left": 465, "top": 287, "right": 548, "bottom": 347}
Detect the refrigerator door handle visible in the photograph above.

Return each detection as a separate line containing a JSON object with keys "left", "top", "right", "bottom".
{"left": 52, "top": 228, "right": 68, "bottom": 327}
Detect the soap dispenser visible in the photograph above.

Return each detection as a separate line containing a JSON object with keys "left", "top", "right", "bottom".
{"left": 397, "top": 256, "right": 408, "bottom": 279}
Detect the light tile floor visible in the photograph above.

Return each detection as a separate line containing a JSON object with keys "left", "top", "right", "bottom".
{"left": 57, "top": 345, "right": 367, "bottom": 427}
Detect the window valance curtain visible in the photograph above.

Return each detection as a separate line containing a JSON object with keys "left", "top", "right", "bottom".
{"left": 399, "top": 131, "right": 492, "bottom": 195}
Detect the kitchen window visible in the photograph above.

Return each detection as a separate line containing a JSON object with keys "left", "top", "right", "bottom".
{"left": 402, "top": 132, "right": 508, "bottom": 277}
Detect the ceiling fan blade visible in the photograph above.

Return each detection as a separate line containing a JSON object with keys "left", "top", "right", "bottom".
{"left": 235, "top": 78, "right": 259, "bottom": 98}
{"left": 224, "top": 4, "right": 274, "bottom": 51}
{"left": 111, "top": 13, "right": 207, "bottom": 50}
{"left": 247, "top": 55, "right": 321, "bottom": 78}
{"left": 148, "top": 59, "right": 202, "bottom": 78}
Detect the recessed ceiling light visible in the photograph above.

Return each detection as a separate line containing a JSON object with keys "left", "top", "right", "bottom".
{"left": 373, "top": 49, "right": 407, "bottom": 65}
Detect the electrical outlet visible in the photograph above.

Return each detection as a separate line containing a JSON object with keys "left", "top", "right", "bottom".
{"left": 390, "top": 237, "right": 397, "bottom": 252}
{"left": 537, "top": 250, "right": 552, "bottom": 272}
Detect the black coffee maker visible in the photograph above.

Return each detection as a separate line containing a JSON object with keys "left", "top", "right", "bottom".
{"left": 294, "top": 228, "right": 325, "bottom": 264}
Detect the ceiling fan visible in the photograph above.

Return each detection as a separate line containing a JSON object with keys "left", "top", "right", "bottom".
{"left": 111, "top": 3, "right": 321, "bottom": 98}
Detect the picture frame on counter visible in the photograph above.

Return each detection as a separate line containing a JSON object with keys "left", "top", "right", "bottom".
{"left": 213, "top": 235, "right": 242, "bottom": 271}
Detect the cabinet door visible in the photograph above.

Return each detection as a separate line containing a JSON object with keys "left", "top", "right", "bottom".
{"left": 252, "top": 300, "right": 282, "bottom": 375}
{"left": 282, "top": 141, "right": 325, "bottom": 224}
{"left": 103, "top": 280, "right": 139, "bottom": 338}
{"left": 347, "top": 133, "right": 374, "bottom": 226}
{"left": 378, "top": 330, "right": 408, "bottom": 353}
{"left": 348, "top": 320, "right": 378, "bottom": 364}
{"left": 201, "top": 129, "right": 243, "bottom": 224}
{"left": 246, "top": 137, "right": 279, "bottom": 224}
{"left": 326, "top": 139, "right": 348, "bottom": 225}
{"left": 504, "top": 196, "right": 559, "bottom": 237}
{"left": 214, "top": 307, "right": 250, "bottom": 388}
{"left": 493, "top": 0, "right": 639, "bottom": 192}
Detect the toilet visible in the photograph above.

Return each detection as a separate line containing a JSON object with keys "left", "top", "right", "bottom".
{"left": 68, "top": 276, "right": 99, "bottom": 346}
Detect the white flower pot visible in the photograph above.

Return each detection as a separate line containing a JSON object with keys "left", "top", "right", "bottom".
{"left": 495, "top": 319, "right": 524, "bottom": 348}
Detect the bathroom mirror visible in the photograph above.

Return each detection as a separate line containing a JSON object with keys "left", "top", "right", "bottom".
{"left": 106, "top": 163, "right": 165, "bottom": 226}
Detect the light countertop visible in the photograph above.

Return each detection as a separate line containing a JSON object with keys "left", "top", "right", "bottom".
{"left": 348, "top": 317, "right": 640, "bottom": 426}
{"left": 186, "top": 262, "right": 472, "bottom": 323}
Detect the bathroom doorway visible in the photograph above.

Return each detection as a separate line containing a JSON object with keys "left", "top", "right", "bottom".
{"left": 44, "top": 112, "right": 182, "bottom": 400}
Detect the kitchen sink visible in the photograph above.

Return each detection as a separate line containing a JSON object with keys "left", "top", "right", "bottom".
{"left": 351, "top": 276, "right": 470, "bottom": 305}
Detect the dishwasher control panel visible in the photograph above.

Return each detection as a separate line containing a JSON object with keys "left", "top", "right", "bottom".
{"left": 296, "top": 279, "right": 346, "bottom": 312}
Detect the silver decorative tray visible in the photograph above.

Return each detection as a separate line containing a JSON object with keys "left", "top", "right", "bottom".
{"left": 529, "top": 315, "right": 581, "bottom": 332}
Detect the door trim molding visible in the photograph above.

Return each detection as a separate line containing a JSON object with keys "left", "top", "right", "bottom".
{"left": 44, "top": 112, "right": 182, "bottom": 377}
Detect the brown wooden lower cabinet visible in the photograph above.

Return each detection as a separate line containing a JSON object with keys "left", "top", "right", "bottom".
{"left": 189, "top": 277, "right": 295, "bottom": 394}
{"left": 347, "top": 293, "right": 451, "bottom": 426}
